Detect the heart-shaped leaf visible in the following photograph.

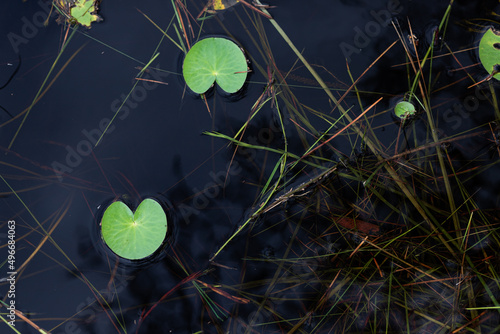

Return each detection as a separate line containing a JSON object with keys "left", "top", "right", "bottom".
{"left": 182, "top": 37, "right": 248, "bottom": 94}
{"left": 394, "top": 101, "right": 416, "bottom": 118}
{"left": 101, "top": 198, "right": 167, "bottom": 260}
{"left": 479, "top": 27, "right": 500, "bottom": 80}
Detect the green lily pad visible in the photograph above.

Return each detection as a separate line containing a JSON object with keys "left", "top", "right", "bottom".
{"left": 479, "top": 27, "right": 500, "bottom": 80}
{"left": 182, "top": 37, "right": 248, "bottom": 94}
{"left": 394, "top": 101, "right": 416, "bottom": 119}
{"left": 101, "top": 198, "right": 167, "bottom": 260}
{"left": 70, "top": 0, "right": 102, "bottom": 28}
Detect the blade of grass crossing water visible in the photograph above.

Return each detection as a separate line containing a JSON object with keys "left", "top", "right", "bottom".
{"left": 7, "top": 27, "right": 79, "bottom": 151}
{"left": 137, "top": 9, "right": 184, "bottom": 52}
{"left": 0, "top": 314, "right": 21, "bottom": 333}
{"left": 96, "top": 52, "right": 160, "bottom": 146}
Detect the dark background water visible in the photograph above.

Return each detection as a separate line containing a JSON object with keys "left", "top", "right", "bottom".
{"left": 1, "top": 0, "right": 500, "bottom": 333}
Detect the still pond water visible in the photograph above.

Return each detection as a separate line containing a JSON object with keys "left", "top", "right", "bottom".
{"left": 1, "top": 0, "right": 500, "bottom": 333}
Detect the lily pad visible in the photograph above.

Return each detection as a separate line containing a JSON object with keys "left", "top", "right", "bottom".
{"left": 479, "top": 27, "right": 500, "bottom": 80}
{"left": 182, "top": 37, "right": 248, "bottom": 94}
{"left": 394, "top": 101, "right": 416, "bottom": 119}
{"left": 70, "top": 0, "right": 102, "bottom": 28}
{"left": 212, "top": 0, "right": 239, "bottom": 11}
{"left": 101, "top": 198, "right": 167, "bottom": 260}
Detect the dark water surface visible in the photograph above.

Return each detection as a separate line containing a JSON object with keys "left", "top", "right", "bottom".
{"left": 1, "top": 0, "right": 500, "bottom": 333}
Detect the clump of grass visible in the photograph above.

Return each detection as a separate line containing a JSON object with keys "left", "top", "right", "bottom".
{"left": 204, "top": 1, "right": 500, "bottom": 332}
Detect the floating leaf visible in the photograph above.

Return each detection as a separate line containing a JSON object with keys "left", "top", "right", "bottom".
{"left": 336, "top": 217, "right": 380, "bottom": 235}
{"left": 70, "top": 0, "right": 102, "bottom": 28}
{"left": 479, "top": 27, "right": 500, "bottom": 80}
{"left": 101, "top": 198, "right": 167, "bottom": 260}
{"left": 394, "top": 101, "right": 416, "bottom": 119}
{"left": 182, "top": 37, "right": 248, "bottom": 94}
{"left": 212, "top": 0, "right": 239, "bottom": 11}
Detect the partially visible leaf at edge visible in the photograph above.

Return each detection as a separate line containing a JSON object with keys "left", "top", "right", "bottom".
{"left": 479, "top": 27, "right": 500, "bottom": 80}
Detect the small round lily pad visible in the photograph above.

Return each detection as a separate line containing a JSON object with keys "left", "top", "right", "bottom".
{"left": 479, "top": 27, "right": 500, "bottom": 80}
{"left": 101, "top": 198, "right": 167, "bottom": 260}
{"left": 182, "top": 37, "right": 248, "bottom": 94}
{"left": 394, "top": 101, "right": 416, "bottom": 119}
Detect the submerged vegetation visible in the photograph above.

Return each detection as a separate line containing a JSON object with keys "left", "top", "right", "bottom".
{"left": 182, "top": 37, "right": 248, "bottom": 94}
{"left": 101, "top": 198, "right": 168, "bottom": 260}
{"left": 2, "top": 0, "right": 500, "bottom": 333}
